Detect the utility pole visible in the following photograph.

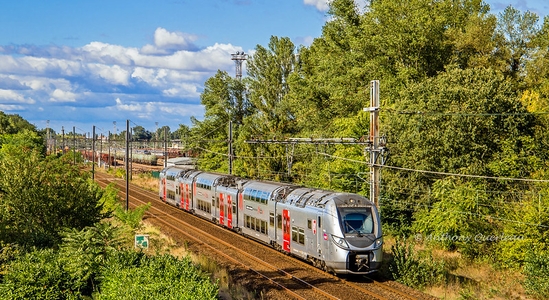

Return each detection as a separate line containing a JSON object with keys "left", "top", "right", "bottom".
{"left": 46, "top": 120, "right": 50, "bottom": 154}
{"left": 125, "top": 120, "right": 130, "bottom": 211}
{"left": 164, "top": 127, "right": 168, "bottom": 168}
{"left": 363, "top": 80, "right": 388, "bottom": 207}
{"left": 92, "top": 126, "right": 95, "bottom": 180}
{"left": 228, "top": 121, "right": 233, "bottom": 175}
{"left": 155, "top": 122, "right": 159, "bottom": 149}
{"left": 61, "top": 126, "right": 65, "bottom": 154}
{"left": 73, "top": 126, "right": 76, "bottom": 165}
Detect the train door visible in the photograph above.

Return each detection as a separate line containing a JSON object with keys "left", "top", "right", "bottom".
{"left": 161, "top": 178, "right": 166, "bottom": 201}
{"left": 282, "top": 209, "right": 291, "bottom": 252}
{"left": 184, "top": 183, "right": 190, "bottom": 211}
{"left": 318, "top": 213, "right": 327, "bottom": 258}
{"left": 227, "top": 194, "right": 233, "bottom": 229}
{"left": 219, "top": 192, "right": 225, "bottom": 226}
{"left": 237, "top": 192, "right": 244, "bottom": 230}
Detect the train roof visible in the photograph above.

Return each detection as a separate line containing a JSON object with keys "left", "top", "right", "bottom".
{"left": 281, "top": 188, "right": 373, "bottom": 208}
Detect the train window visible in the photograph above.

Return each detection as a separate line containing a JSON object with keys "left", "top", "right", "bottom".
{"left": 252, "top": 189, "right": 260, "bottom": 202}
{"left": 261, "top": 220, "right": 267, "bottom": 234}
{"left": 277, "top": 214, "right": 282, "bottom": 229}
{"left": 292, "top": 226, "right": 298, "bottom": 242}
{"left": 269, "top": 212, "right": 275, "bottom": 227}
{"left": 307, "top": 219, "right": 312, "bottom": 229}
{"left": 318, "top": 216, "right": 322, "bottom": 228}
{"left": 340, "top": 208, "right": 374, "bottom": 234}
{"left": 261, "top": 191, "right": 269, "bottom": 204}
{"left": 298, "top": 228, "right": 305, "bottom": 244}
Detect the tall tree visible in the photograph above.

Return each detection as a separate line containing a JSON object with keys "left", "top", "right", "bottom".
{"left": 245, "top": 36, "right": 296, "bottom": 137}
{"left": 494, "top": 6, "right": 541, "bottom": 80}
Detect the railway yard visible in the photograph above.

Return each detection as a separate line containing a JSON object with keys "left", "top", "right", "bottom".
{"left": 93, "top": 169, "right": 436, "bottom": 300}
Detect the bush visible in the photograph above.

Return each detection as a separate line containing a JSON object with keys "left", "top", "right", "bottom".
{"left": 523, "top": 249, "right": 549, "bottom": 299}
{"left": 97, "top": 251, "right": 218, "bottom": 300}
{"left": 388, "top": 238, "right": 447, "bottom": 289}
{"left": 0, "top": 249, "right": 80, "bottom": 300}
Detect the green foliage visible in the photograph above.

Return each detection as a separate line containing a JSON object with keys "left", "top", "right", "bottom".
{"left": 523, "top": 249, "right": 549, "bottom": 299}
{"left": 496, "top": 188, "right": 549, "bottom": 268}
{"left": 388, "top": 238, "right": 447, "bottom": 289}
{"left": 0, "top": 248, "right": 80, "bottom": 300}
{"left": 0, "top": 112, "right": 37, "bottom": 135}
{"left": 59, "top": 223, "right": 127, "bottom": 295}
{"left": 114, "top": 202, "right": 151, "bottom": 230}
{"left": 98, "top": 251, "right": 218, "bottom": 300}
{"left": 0, "top": 134, "right": 104, "bottom": 248}
{"left": 412, "top": 178, "right": 495, "bottom": 257}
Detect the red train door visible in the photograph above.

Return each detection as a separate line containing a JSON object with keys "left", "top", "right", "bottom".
{"left": 179, "top": 183, "right": 184, "bottom": 208}
{"left": 185, "top": 184, "right": 190, "bottom": 211}
{"left": 219, "top": 193, "right": 225, "bottom": 225}
{"left": 227, "top": 195, "right": 233, "bottom": 229}
{"left": 162, "top": 178, "right": 166, "bottom": 201}
{"left": 282, "top": 209, "right": 291, "bottom": 252}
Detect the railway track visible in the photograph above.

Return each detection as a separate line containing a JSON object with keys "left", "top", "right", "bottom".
{"left": 94, "top": 171, "right": 435, "bottom": 300}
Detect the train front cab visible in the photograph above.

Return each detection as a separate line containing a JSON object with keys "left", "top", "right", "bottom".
{"left": 326, "top": 195, "right": 383, "bottom": 275}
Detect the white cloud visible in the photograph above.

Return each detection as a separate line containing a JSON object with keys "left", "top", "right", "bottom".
{"left": 87, "top": 63, "right": 130, "bottom": 86}
{"left": 304, "top": 0, "right": 330, "bottom": 11}
{"left": 115, "top": 97, "right": 142, "bottom": 112}
{"left": 140, "top": 27, "right": 199, "bottom": 55}
{"left": 50, "top": 89, "right": 77, "bottom": 102}
{"left": 154, "top": 27, "right": 197, "bottom": 49}
{"left": 0, "top": 104, "right": 25, "bottom": 111}
{"left": 162, "top": 82, "right": 200, "bottom": 98}
{"left": 0, "top": 89, "right": 35, "bottom": 104}
{"left": 158, "top": 103, "right": 204, "bottom": 117}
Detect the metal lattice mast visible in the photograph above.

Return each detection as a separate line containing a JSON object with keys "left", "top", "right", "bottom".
{"left": 231, "top": 51, "right": 247, "bottom": 80}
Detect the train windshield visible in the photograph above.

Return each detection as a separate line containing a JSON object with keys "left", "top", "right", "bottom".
{"left": 340, "top": 207, "right": 374, "bottom": 235}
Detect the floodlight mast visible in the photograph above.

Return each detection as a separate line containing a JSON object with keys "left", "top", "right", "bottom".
{"left": 231, "top": 51, "right": 247, "bottom": 80}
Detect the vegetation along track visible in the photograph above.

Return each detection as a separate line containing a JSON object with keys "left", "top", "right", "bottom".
{"left": 94, "top": 171, "right": 435, "bottom": 300}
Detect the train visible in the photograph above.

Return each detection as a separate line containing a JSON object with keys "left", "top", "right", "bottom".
{"left": 158, "top": 166, "right": 383, "bottom": 275}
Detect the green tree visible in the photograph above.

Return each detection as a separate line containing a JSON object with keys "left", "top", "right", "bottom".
{"left": 382, "top": 67, "right": 535, "bottom": 233}
{"left": 0, "top": 112, "right": 37, "bottom": 135}
{"left": 0, "top": 131, "right": 104, "bottom": 248}
{"left": 494, "top": 6, "right": 541, "bottom": 80}
{"left": 131, "top": 125, "right": 151, "bottom": 141}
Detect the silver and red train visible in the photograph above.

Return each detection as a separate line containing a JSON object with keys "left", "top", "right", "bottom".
{"left": 159, "top": 166, "right": 383, "bottom": 274}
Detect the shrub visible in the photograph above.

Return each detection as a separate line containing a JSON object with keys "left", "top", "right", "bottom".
{"left": 0, "top": 249, "right": 80, "bottom": 300}
{"left": 523, "top": 249, "right": 549, "bottom": 299}
{"left": 97, "top": 251, "right": 218, "bottom": 299}
{"left": 388, "top": 238, "right": 447, "bottom": 289}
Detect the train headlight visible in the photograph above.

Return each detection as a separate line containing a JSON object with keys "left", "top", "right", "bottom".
{"left": 374, "top": 237, "right": 383, "bottom": 248}
{"left": 331, "top": 235, "right": 350, "bottom": 250}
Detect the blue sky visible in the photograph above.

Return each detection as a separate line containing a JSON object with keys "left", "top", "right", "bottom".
{"left": 0, "top": 0, "right": 547, "bottom": 135}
